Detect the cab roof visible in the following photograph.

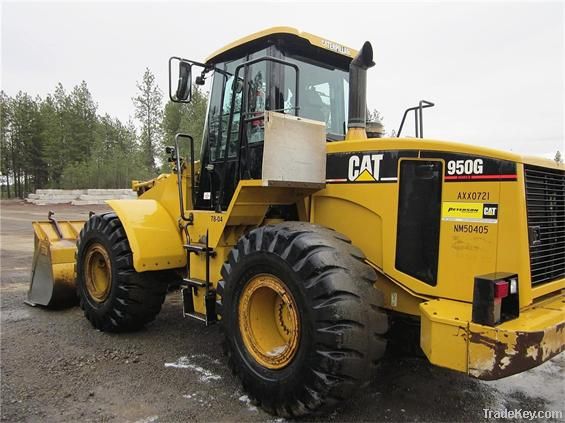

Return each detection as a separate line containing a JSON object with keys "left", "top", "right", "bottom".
{"left": 205, "top": 26, "right": 358, "bottom": 67}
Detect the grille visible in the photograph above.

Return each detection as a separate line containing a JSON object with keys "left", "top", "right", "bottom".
{"left": 524, "top": 164, "right": 565, "bottom": 285}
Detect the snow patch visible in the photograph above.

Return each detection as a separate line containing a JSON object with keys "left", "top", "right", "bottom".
{"left": 189, "top": 353, "right": 221, "bottom": 364}
{"left": 238, "top": 395, "right": 258, "bottom": 412}
{"left": 164, "top": 356, "right": 222, "bottom": 382}
{"left": 483, "top": 354, "right": 565, "bottom": 410}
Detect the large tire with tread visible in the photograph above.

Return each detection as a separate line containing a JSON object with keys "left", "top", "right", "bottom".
{"left": 76, "top": 212, "right": 168, "bottom": 332}
{"left": 217, "top": 222, "right": 388, "bottom": 417}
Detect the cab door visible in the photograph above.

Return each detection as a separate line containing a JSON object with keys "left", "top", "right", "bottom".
{"left": 239, "top": 59, "right": 268, "bottom": 181}
{"left": 194, "top": 57, "right": 244, "bottom": 210}
{"left": 195, "top": 52, "right": 269, "bottom": 211}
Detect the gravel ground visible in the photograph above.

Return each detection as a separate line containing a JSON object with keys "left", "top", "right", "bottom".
{"left": 1, "top": 200, "right": 563, "bottom": 422}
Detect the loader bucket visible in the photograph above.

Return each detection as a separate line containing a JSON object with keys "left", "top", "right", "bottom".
{"left": 26, "top": 213, "right": 86, "bottom": 308}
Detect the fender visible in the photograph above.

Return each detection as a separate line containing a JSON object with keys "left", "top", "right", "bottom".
{"left": 106, "top": 199, "right": 185, "bottom": 272}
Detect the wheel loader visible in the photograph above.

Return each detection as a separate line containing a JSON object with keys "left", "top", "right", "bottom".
{"left": 27, "top": 27, "right": 564, "bottom": 417}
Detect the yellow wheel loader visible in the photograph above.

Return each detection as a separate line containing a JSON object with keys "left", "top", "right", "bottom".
{"left": 28, "top": 27, "right": 564, "bottom": 417}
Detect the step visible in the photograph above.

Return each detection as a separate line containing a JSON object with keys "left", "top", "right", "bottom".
{"left": 184, "top": 243, "right": 214, "bottom": 254}
{"left": 181, "top": 287, "right": 217, "bottom": 326}
{"left": 183, "top": 311, "right": 208, "bottom": 323}
{"left": 182, "top": 278, "right": 207, "bottom": 288}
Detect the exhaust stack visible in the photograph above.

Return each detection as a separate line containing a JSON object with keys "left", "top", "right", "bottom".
{"left": 346, "top": 41, "right": 375, "bottom": 140}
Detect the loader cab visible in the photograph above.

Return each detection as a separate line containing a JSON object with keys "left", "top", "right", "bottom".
{"left": 186, "top": 29, "right": 354, "bottom": 211}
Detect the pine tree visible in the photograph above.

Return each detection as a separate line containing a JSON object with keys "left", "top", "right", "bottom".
{"left": 67, "top": 81, "right": 97, "bottom": 162}
{"left": 28, "top": 95, "right": 48, "bottom": 190}
{"left": 39, "top": 93, "right": 65, "bottom": 186}
{"left": 0, "top": 91, "right": 12, "bottom": 197}
{"left": 133, "top": 68, "right": 163, "bottom": 172}
{"left": 555, "top": 150, "right": 563, "bottom": 164}
{"left": 10, "top": 92, "right": 41, "bottom": 197}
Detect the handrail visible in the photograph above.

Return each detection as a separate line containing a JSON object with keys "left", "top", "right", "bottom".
{"left": 174, "top": 133, "right": 195, "bottom": 222}
{"left": 397, "top": 100, "right": 435, "bottom": 138}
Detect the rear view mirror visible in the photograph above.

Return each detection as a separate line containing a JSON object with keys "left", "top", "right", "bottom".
{"left": 169, "top": 57, "right": 192, "bottom": 103}
{"left": 176, "top": 61, "right": 192, "bottom": 101}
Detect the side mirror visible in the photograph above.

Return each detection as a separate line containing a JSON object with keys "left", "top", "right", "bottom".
{"left": 169, "top": 57, "right": 192, "bottom": 103}
{"left": 176, "top": 61, "right": 192, "bottom": 101}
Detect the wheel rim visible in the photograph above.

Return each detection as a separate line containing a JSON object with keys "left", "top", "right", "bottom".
{"left": 238, "top": 274, "right": 300, "bottom": 369}
{"left": 84, "top": 243, "right": 112, "bottom": 303}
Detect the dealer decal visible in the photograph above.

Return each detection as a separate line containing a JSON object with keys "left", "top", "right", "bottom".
{"left": 442, "top": 202, "right": 498, "bottom": 223}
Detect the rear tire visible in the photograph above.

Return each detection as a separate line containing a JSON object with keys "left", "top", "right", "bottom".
{"left": 76, "top": 213, "right": 168, "bottom": 332}
{"left": 217, "top": 222, "right": 388, "bottom": 417}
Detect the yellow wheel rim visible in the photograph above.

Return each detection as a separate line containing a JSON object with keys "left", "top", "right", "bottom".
{"left": 238, "top": 274, "right": 300, "bottom": 369}
{"left": 84, "top": 243, "right": 112, "bottom": 303}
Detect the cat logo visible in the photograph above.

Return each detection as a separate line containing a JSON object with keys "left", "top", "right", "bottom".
{"left": 482, "top": 204, "right": 498, "bottom": 219}
{"left": 348, "top": 154, "right": 384, "bottom": 182}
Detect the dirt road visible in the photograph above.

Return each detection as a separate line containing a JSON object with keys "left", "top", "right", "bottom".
{"left": 1, "top": 200, "right": 563, "bottom": 422}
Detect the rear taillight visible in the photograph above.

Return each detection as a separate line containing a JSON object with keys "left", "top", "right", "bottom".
{"left": 472, "top": 274, "right": 519, "bottom": 326}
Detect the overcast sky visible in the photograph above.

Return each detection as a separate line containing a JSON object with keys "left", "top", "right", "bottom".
{"left": 1, "top": 1, "right": 563, "bottom": 158}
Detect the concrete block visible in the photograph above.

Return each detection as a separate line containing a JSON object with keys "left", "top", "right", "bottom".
{"left": 32, "top": 199, "right": 73, "bottom": 205}
{"left": 71, "top": 200, "right": 105, "bottom": 205}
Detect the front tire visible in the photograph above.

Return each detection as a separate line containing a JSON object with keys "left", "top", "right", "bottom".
{"left": 76, "top": 213, "right": 168, "bottom": 332}
{"left": 217, "top": 222, "right": 388, "bottom": 417}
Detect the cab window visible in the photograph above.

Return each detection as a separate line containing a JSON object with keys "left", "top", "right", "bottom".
{"left": 205, "top": 71, "right": 224, "bottom": 162}
{"left": 245, "top": 61, "right": 267, "bottom": 145}
{"left": 207, "top": 57, "right": 244, "bottom": 162}
{"left": 281, "top": 55, "right": 349, "bottom": 140}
